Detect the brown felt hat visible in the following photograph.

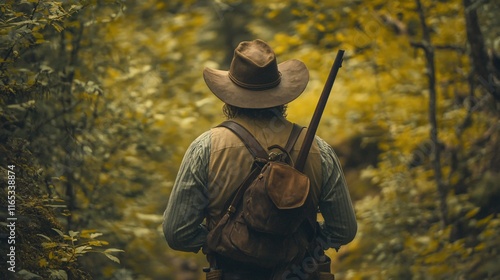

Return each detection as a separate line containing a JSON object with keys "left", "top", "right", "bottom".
{"left": 203, "top": 39, "right": 309, "bottom": 109}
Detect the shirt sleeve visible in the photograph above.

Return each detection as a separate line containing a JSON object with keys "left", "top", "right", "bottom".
{"left": 316, "top": 136, "right": 358, "bottom": 250}
{"left": 162, "top": 131, "right": 211, "bottom": 253}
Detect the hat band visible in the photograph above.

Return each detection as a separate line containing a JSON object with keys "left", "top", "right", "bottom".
{"left": 228, "top": 71, "right": 282, "bottom": 91}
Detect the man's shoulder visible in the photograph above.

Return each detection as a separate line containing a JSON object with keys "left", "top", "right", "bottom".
{"left": 188, "top": 130, "right": 211, "bottom": 151}
{"left": 314, "top": 135, "right": 331, "bottom": 150}
{"left": 208, "top": 125, "right": 248, "bottom": 153}
{"left": 312, "top": 135, "right": 339, "bottom": 163}
{"left": 209, "top": 125, "right": 239, "bottom": 139}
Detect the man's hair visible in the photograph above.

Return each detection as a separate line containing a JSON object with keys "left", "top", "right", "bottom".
{"left": 223, "top": 104, "right": 287, "bottom": 120}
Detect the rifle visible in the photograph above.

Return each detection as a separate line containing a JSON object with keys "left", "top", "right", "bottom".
{"left": 294, "top": 50, "right": 344, "bottom": 279}
{"left": 295, "top": 50, "right": 345, "bottom": 172}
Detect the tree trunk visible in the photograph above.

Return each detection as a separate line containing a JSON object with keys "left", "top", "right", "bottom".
{"left": 414, "top": 0, "right": 449, "bottom": 227}
{"left": 463, "top": 0, "right": 500, "bottom": 101}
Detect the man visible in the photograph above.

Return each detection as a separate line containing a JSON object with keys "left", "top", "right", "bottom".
{"left": 163, "top": 39, "right": 357, "bottom": 279}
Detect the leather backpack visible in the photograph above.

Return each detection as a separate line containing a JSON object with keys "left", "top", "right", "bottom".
{"left": 205, "top": 120, "right": 317, "bottom": 268}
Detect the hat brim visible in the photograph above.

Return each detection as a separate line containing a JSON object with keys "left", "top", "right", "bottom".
{"left": 203, "top": 59, "right": 309, "bottom": 109}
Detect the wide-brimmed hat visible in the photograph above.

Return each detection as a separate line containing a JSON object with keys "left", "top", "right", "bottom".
{"left": 203, "top": 39, "right": 309, "bottom": 109}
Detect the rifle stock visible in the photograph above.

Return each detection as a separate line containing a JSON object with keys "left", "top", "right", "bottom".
{"left": 295, "top": 50, "right": 345, "bottom": 172}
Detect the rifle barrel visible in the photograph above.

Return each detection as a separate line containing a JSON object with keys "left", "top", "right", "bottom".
{"left": 295, "top": 50, "right": 345, "bottom": 172}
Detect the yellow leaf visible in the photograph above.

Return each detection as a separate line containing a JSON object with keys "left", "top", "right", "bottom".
{"left": 90, "top": 232, "right": 103, "bottom": 239}
{"left": 75, "top": 245, "right": 92, "bottom": 254}
{"left": 39, "top": 258, "right": 48, "bottom": 268}
{"left": 424, "top": 250, "right": 449, "bottom": 264}
{"left": 104, "top": 248, "right": 125, "bottom": 253}
{"left": 465, "top": 207, "right": 480, "bottom": 219}
{"left": 474, "top": 242, "right": 486, "bottom": 251}
{"left": 88, "top": 240, "right": 108, "bottom": 246}
{"left": 80, "top": 229, "right": 98, "bottom": 238}
{"left": 315, "top": 23, "right": 326, "bottom": 32}
{"left": 476, "top": 214, "right": 494, "bottom": 227}
{"left": 104, "top": 253, "right": 120, "bottom": 264}
{"left": 52, "top": 228, "right": 64, "bottom": 236}
{"left": 42, "top": 242, "right": 58, "bottom": 249}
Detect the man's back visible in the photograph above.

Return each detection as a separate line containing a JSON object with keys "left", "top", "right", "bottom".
{"left": 206, "top": 116, "right": 323, "bottom": 227}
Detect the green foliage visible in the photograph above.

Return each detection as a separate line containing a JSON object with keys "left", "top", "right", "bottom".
{"left": 37, "top": 228, "right": 124, "bottom": 267}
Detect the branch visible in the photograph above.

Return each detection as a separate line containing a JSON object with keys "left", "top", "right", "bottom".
{"left": 465, "top": 0, "right": 489, "bottom": 13}
{"left": 414, "top": 0, "right": 449, "bottom": 227}
{"left": 1, "top": 0, "right": 41, "bottom": 64}
{"left": 30, "top": 0, "right": 41, "bottom": 21}
{"left": 435, "top": 44, "right": 466, "bottom": 53}
{"left": 410, "top": 41, "right": 429, "bottom": 50}
{"left": 411, "top": 41, "right": 466, "bottom": 54}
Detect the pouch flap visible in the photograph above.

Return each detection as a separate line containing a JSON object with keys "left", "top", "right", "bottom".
{"left": 265, "top": 162, "right": 310, "bottom": 209}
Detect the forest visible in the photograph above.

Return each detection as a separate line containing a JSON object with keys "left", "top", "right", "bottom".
{"left": 1, "top": 0, "right": 499, "bottom": 279}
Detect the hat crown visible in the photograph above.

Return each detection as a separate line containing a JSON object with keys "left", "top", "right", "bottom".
{"left": 228, "top": 39, "right": 281, "bottom": 90}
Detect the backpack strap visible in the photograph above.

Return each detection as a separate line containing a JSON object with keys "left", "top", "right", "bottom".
{"left": 218, "top": 121, "right": 268, "bottom": 163}
{"left": 216, "top": 121, "right": 268, "bottom": 216}
{"left": 268, "top": 123, "right": 303, "bottom": 164}
{"left": 219, "top": 120, "right": 303, "bottom": 157}
{"left": 217, "top": 121, "right": 304, "bottom": 215}
{"left": 285, "top": 124, "right": 304, "bottom": 153}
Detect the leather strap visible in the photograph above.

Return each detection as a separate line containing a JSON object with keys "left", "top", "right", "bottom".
{"left": 217, "top": 121, "right": 304, "bottom": 216}
{"left": 267, "top": 124, "right": 303, "bottom": 165}
{"left": 218, "top": 121, "right": 268, "bottom": 162}
{"left": 224, "top": 166, "right": 261, "bottom": 215}
{"left": 285, "top": 124, "right": 303, "bottom": 153}
{"left": 219, "top": 121, "right": 303, "bottom": 156}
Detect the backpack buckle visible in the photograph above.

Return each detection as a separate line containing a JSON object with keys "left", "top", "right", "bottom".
{"left": 227, "top": 205, "right": 236, "bottom": 215}
{"left": 268, "top": 151, "right": 285, "bottom": 162}
{"left": 268, "top": 144, "right": 293, "bottom": 165}
{"left": 254, "top": 157, "right": 268, "bottom": 168}
{"left": 254, "top": 157, "right": 268, "bottom": 163}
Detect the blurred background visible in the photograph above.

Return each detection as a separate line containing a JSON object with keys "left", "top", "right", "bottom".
{"left": 1, "top": 0, "right": 499, "bottom": 279}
